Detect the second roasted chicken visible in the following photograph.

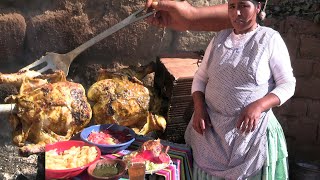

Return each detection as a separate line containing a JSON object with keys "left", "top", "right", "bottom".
{"left": 87, "top": 63, "right": 166, "bottom": 135}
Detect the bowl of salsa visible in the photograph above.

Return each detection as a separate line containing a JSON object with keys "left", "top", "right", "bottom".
{"left": 80, "top": 124, "right": 136, "bottom": 154}
{"left": 87, "top": 158, "right": 127, "bottom": 180}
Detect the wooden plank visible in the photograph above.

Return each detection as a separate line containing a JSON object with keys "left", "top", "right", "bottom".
{"left": 159, "top": 58, "right": 199, "bottom": 80}
{"left": 158, "top": 52, "right": 201, "bottom": 80}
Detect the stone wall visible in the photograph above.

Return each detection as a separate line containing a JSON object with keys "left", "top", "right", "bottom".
{"left": 0, "top": 0, "right": 225, "bottom": 73}
{"left": 265, "top": 0, "right": 320, "bottom": 163}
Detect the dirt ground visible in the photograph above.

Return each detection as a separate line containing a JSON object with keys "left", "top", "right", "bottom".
{"left": 0, "top": 115, "right": 40, "bottom": 180}
{"left": 0, "top": 83, "right": 39, "bottom": 179}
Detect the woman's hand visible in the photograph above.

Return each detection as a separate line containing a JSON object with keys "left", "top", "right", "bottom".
{"left": 236, "top": 101, "right": 263, "bottom": 134}
{"left": 236, "top": 93, "right": 281, "bottom": 134}
{"left": 192, "top": 91, "right": 211, "bottom": 135}
{"left": 145, "top": 0, "right": 195, "bottom": 31}
{"left": 193, "top": 108, "right": 211, "bottom": 135}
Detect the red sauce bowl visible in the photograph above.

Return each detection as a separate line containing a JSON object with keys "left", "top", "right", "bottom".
{"left": 45, "top": 140, "right": 101, "bottom": 179}
{"left": 80, "top": 124, "right": 136, "bottom": 154}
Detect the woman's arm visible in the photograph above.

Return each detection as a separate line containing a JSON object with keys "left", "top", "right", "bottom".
{"left": 146, "top": 0, "right": 231, "bottom": 31}
{"left": 187, "top": 4, "right": 231, "bottom": 31}
{"left": 236, "top": 93, "right": 281, "bottom": 134}
{"left": 268, "top": 32, "right": 296, "bottom": 105}
{"left": 190, "top": 38, "right": 215, "bottom": 135}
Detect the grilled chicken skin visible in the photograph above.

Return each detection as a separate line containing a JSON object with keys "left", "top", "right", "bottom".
{"left": 88, "top": 78, "right": 150, "bottom": 127}
{"left": 88, "top": 63, "right": 166, "bottom": 135}
{"left": 5, "top": 71, "right": 92, "bottom": 155}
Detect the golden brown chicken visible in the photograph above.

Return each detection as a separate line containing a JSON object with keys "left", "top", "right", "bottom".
{"left": 4, "top": 70, "right": 92, "bottom": 155}
{"left": 87, "top": 63, "right": 166, "bottom": 135}
{"left": 88, "top": 78, "right": 150, "bottom": 126}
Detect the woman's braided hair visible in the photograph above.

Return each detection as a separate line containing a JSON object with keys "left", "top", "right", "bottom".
{"left": 249, "top": 0, "right": 268, "bottom": 24}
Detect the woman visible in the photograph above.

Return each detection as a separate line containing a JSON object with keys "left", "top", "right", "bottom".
{"left": 146, "top": 0, "right": 295, "bottom": 179}
{"left": 184, "top": 0, "right": 295, "bottom": 179}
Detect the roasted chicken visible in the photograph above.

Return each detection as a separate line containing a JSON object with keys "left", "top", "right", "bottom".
{"left": 4, "top": 70, "right": 92, "bottom": 155}
{"left": 123, "top": 139, "right": 171, "bottom": 171}
{"left": 88, "top": 63, "right": 166, "bottom": 135}
{"left": 88, "top": 78, "right": 150, "bottom": 126}
{"left": 140, "top": 139, "right": 167, "bottom": 157}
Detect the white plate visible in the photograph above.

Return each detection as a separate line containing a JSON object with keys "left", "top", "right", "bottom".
{"left": 145, "top": 160, "right": 172, "bottom": 174}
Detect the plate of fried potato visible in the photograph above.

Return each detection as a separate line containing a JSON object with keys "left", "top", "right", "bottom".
{"left": 45, "top": 140, "right": 101, "bottom": 179}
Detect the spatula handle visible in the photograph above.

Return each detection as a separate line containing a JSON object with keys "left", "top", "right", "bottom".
{"left": 0, "top": 104, "right": 16, "bottom": 114}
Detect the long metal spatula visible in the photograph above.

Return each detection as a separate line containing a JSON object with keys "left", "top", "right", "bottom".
{"left": 20, "top": 8, "right": 154, "bottom": 76}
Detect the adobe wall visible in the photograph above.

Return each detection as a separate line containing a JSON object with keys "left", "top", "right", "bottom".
{"left": 0, "top": 0, "right": 225, "bottom": 73}
{"left": 266, "top": 0, "right": 320, "bottom": 163}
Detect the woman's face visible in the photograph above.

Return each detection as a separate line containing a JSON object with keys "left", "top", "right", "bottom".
{"left": 228, "top": 0, "right": 261, "bottom": 34}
